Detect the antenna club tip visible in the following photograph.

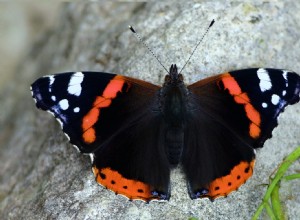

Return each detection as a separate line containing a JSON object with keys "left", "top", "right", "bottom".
{"left": 129, "top": 25, "right": 136, "bottom": 33}
{"left": 209, "top": 19, "right": 215, "bottom": 27}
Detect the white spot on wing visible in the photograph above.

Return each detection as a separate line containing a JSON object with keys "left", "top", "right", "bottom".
{"left": 49, "top": 75, "right": 55, "bottom": 84}
{"left": 89, "top": 154, "right": 94, "bottom": 163}
{"left": 73, "top": 107, "right": 80, "bottom": 113}
{"left": 271, "top": 94, "right": 280, "bottom": 105}
{"left": 51, "top": 96, "right": 56, "bottom": 101}
{"left": 59, "top": 99, "right": 69, "bottom": 110}
{"left": 68, "top": 72, "right": 84, "bottom": 96}
{"left": 262, "top": 102, "right": 268, "bottom": 108}
{"left": 30, "top": 86, "right": 38, "bottom": 103}
{"left": 282, "top": 90, "right": 286, "bottom": 96}
{"left": 257, "top": 68, "right": 272, "bottom": 92}
{"left": 30, "top": 86, "right": 34, "bottom": 95}
{"left": 48, "top": 75, "right": 55, "bottom": 92}
{"left": 283, "top": 70, "right": 289, "bottom": 87}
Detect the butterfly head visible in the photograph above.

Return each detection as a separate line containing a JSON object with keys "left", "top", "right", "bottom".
{"left": 164, "top": 64, "right": 184, "bottom": 86}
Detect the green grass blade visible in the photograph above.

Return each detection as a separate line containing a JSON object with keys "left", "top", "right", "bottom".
{"left": 252, "top": 146, "right": 300, "bottom": 219}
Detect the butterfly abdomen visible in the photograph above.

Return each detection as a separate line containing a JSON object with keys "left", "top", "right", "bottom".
{"left": 165, "top": 128, "right": 184, "bottom": 166}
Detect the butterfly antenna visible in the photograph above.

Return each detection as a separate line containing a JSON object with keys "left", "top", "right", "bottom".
{"left": 129, "top": 25, "right": 169, "bottom": 74}
{"left": 179, "top": 19, "right": 215, "bottom": 74}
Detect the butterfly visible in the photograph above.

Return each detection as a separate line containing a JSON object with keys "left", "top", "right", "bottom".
{"left": 31, "top": 65, "right": 300, "bottom": 202}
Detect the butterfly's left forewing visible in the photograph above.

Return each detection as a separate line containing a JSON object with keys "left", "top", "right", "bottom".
{"left": 31, "top": 72, "right": 171, "bottom": 201}
{"left": 184, "top": 68, "right": 300, "bottom": 200}
{"left": 31, "top": 72, "right": 158, "bottom": 152}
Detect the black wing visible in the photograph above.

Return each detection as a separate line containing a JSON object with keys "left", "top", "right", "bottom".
{"left": 31, "top": 72, "right": 170, "bottom": 201}
{"left": 183, "top": 68, "right": 300, "bottom": 199}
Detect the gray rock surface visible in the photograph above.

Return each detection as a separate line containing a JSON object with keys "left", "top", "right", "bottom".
{"left": 1, "top": 1, "right": 300, "bottom": 219}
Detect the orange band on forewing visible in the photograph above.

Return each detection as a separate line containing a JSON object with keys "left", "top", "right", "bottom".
{"left": 83, "top": 128, "right": 96, "bottom": 144}
{"left": 221, "top": 74, "right": 261, "bottom": 138}
{"left": 82, "top": 108, "right": 100, "bottom": 130}
{"left": 249, "top": 123, "right": 260, "bottom": 139}
{"left": 207, "top": 160, "right": 255, "bottom": 199}
{"left": 93, "top": 167, "right": 155, "bottom": 201}
{"left": 234, "top": 93, "right": 250, "bottom": 104}
{"left": 221, "top": 74, "right": 242, "bottom": 95}
{"left": 103, "top": 76, "right": 125, "bottom": 98}
{"left": 245, "top": 104, "right": 260, "bottom": 125}
{"left": 82, "top": 108, "right": 100, "bottom": 143}
{"left": 81, "top": 75, "right": 128, "bottom": 144}
{"left": 94, "top": 97, "right": 112, "bottom": 108}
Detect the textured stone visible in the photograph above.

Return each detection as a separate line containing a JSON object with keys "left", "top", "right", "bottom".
{"left": 1, "top": 1, "right": 300, "bottom": 219}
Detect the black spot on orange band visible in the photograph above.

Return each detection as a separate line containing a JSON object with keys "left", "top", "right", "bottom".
{"left": 92, "top": 166, "right": 160, "bottom": 201}
{"left": 205, "top": 160, "right": 255, "bottom": 199}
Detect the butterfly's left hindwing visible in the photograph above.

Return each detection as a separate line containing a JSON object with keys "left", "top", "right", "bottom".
{"left": 184, "top": 68, "right": 300, "bottom": 199}
{"left": 31, "top": 72, "right": 171, "bottom": 201}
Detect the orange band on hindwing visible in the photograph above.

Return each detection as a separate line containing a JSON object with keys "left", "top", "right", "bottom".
{"left": 220, "top": 73, "right": 261, "bottom": 138}
{"left": 82, "top": 75, "right": 129, "bottom": 144}
{"left": 92, "top": 167, "right": 155, "bottom": 201}
{"left": 207, "top": 160, "right": 255, "bottom": 199}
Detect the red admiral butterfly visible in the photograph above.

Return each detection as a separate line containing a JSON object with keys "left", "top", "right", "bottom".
{"left": 30, "top": 20, "right": 300, "bottom": 202}
{"left": 31, "top": 66, "right": 300, "bottom": 202}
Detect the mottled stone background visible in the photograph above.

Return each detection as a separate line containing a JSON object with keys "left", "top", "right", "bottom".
{"left": 0, "top": 2, "right": 299, "bottom": 219}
